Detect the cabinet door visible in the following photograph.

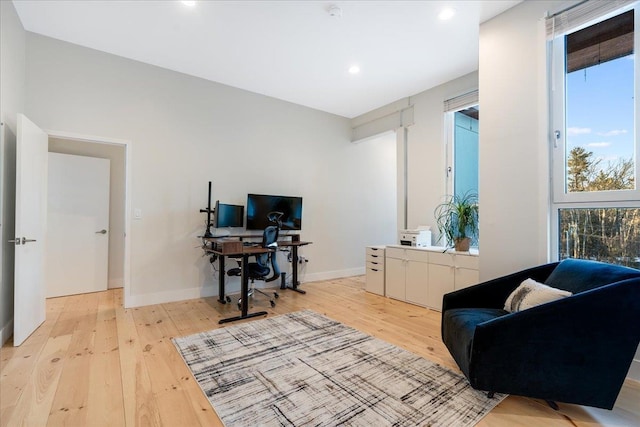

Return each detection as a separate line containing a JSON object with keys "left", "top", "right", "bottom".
{"left": 385, "top": 257, "right": 406, "bottom": 300}
{"left": 366, "top": 266, "right": 385, "bottom": 295}
{"left": 455, "top": 267, "right": 480, "bottom": 290}
{"left": 427, "top": 263, "right": 455, "bottom": 311}
{"left": 405, "top": 260, "right": 429, "bottom": 306}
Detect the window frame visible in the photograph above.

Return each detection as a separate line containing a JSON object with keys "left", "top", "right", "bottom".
{"left": 549, "top": 4, "right": 640, "bottom": 261}
{"left": 444, "top": 101, "right": 479, "bottom": 198}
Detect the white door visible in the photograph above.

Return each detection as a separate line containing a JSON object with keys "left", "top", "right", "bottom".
{"left": 13, "top": 114, "right": 48, "bottom": 346}
{"left": 46, "top": 153, "right": 110, "bottom": 298}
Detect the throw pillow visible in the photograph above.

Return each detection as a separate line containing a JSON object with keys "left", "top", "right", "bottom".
{"left": 504, "top": 278, "right": 572, "bottom": 313}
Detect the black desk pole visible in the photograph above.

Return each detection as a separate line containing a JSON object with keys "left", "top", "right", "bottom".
{"left": 219, "top": 253, "right": 268, "bottom": 324}
{"left": 218, "top": 255, "right": 226, "bottom": 304}
{"left": 285, "top": 244, "right": 306, "bottom": 294}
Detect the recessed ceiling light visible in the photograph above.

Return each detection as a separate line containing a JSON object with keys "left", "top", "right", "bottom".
{"left": 348, "top": 65, "right": 360, "bottom": 75}
{"left": 438, "top": 7, "right": 456, "bottom": 20}
{"left": 181, "top": 1, "right": 196, "bottom": 7}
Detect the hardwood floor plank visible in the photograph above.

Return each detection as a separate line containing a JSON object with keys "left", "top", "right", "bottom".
{"left": 114, "top": 290, "right": 163, "bottom": 427}
{"left": 131, "top": 304, "right": 217, "bottom": 426}
{"left": 87, "top": 290, "right": 125, "bottom": 426}
{"left": 47, "top": 292, "right": 100, "bottom": 426}
{"left": 3, "top": 334, "right": 72, "bottom": 427}
{"left": 1, "top": 277, "right": 638, "bottom": 426}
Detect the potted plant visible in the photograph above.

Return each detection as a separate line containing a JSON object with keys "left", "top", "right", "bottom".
{"left": 434, "top": 192, "right": 479, "bottom": 251}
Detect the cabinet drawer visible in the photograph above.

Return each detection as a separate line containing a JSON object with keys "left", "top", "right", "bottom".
{"left": 367, "top": 252, "right": 384, "bottom": 263}
{"left": 405, "top": 248, "right": 430, "bottom": 263}
{"left": 367, "top": 246, "right": 385, "bottom": 256}
{"left": 385, "top": 247, "right": 406, "bottom": 259}
{"left": 367, "top": 260, "right": 384, "bottom": 271}
{"left": 429, "top": 251, "right": 454, "bottom": 266}
{"left": 455, "top": 254, "right": 479, "bottom": 270}
{"left": 366, "top": 267, "right": 385, "bottom": 296}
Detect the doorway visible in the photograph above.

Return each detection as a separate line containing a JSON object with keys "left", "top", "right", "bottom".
{"left": 46, "top": 133, "right": 130, "bottom": 302}
{"left": 46, "top": 152, "right": 110, "bottom": 297}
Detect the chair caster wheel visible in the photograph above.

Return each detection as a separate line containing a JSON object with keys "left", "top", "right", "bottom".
{"left": 226, "top": 296, "right": 231, "bottom": 303}
{"left": 274, "top": 293, "right": 279, "bottom": 299}
{"left": 270, "top": 300, "right": 275, "bottom": 307}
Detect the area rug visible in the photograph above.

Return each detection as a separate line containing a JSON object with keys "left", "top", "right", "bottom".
{"left": 172, "top": 310, "right": 505, "bottom": 426}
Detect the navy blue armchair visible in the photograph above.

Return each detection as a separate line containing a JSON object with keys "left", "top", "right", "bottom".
{"left": 441, "top": 258, "right": 640, "bottom": 409}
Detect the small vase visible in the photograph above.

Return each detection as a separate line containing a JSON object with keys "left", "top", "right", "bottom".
{"left": 454, "top": 237, "right": 471, "bottom": 252}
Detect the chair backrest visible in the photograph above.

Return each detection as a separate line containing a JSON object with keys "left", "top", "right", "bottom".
{"left": 262, "top": 225, "right": 279, "bottom": 248}
{"left": 253, "top": 225, "right": 281, "bottom": 278}
{"left": 545, "top": 258, "right": 640, "bottom": 294}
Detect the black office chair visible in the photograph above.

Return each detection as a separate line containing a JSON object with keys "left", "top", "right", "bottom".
{"left": 228, "top": 212, "right": 283, "bottom": 308}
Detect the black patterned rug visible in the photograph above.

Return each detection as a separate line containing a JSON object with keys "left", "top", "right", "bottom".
{"left": 172, "top": 310, "right": 505, "bottom": 426}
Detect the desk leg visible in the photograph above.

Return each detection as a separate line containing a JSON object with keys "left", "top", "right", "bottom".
{"left": 217, "top": 255, "right": 226, "bottom": 304}
{"left": 219, "top": 253, "right": 268, "bottom": 324}
{"left": 286, "top": 245, "right": 306, "bottom": 294}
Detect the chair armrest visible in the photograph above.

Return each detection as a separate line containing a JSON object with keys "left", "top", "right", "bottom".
{"left": 442, "top": 262, "right": 558, "bottom": 312}
{"left": 469, "top": 278, "right": 640, "bottom": 408}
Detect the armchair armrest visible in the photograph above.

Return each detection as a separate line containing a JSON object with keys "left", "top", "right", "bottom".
{"left": 469, "top": 277, "right": 640, "bottom": 409}
{"left": 442, "top": 262, "right": 558, "bottom": 312}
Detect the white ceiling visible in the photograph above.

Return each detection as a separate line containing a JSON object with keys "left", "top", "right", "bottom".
{"left": 12, "top": 0, "right": 521, "bottom": 118}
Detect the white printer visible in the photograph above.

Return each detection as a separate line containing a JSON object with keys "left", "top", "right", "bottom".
{"left": 399, "top": 226, "right": 432, "bottom": 247}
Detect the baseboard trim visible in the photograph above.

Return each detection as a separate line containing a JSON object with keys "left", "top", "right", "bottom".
{"left": 125, "top": 268, "right": 364, "bottom": 308}
{"left": 1, "top": 319, "right": 14, "bottom": 346}
{"left": 108, "top": 278, "right": 124, "bottom": 289}
{"left": 303, "top": 267, "right": 365, "bottom": 283}
{"left": 126, "top": 285, "right": 219, "bottom": 308}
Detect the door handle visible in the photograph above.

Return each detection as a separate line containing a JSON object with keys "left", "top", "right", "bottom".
{"left": 21, "top": 237, "right": 36, "bottom": 244}
{"left": 8, "top": 238, "right": 21, "bottom": 245}
{"left": 96, "top": 229, "right": 107, "bottom": 235}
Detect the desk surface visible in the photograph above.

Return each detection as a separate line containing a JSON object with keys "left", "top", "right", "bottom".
{"left": 204, "top": 241, "right": 311, "bottom": 256}
{"left": 202, "top": 233, "right": 301, "bottom": 240}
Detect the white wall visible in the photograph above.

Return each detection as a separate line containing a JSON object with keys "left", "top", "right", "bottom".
{"left": 48, "top": 137, "right": 126, "bottom": 289}
{"left": 478, "top": 1, "right": 564, "bottom": 280}
{"left": 479, "top": 0, "right": 639, "bottom": 381}
{"left": 0, "top": 0, "right": 26, "bottom": 344}
{"left": 406, "top": 72, "right": 479, "bottom": 241}
{"left": 24, "top": 33, "right": 396, "bottom": 306}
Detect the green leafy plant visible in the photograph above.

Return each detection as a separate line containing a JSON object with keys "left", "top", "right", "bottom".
{"left": 434, "top": 192, "right": 479, "bottom": 251}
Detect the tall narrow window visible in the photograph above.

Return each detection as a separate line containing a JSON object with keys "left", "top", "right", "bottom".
{"left": 549, "top": 2, "right": 640, "bottom": 268}
{"left": 444, "top": 91, "right": 479, "bottom": 247}
{"left": 453, "top": 107, "right": 479, "bottom": 201}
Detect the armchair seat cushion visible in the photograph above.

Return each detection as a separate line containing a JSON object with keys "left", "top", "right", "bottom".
{"left": 442, "top": 308, "right": 508, "bottom": 378}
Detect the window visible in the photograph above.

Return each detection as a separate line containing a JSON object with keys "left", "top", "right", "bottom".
{"left": 445, "top": 91, "right": 479, "bottom": 246}
{"left": 549, "top": 2, "right": 640, "bottom": 268}
{"left": 453, "top": 107, "right": 479, "bottom": 201}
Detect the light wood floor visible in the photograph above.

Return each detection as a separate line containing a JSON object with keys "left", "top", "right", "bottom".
{"left": 1, "top": 276, "right": 639, "bottom": 426}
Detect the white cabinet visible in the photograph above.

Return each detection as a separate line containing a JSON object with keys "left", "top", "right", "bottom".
{"left": 365, "top": 246, "right": 385, "bottom": 296}
{"left": 427, "top": 252, "right": 455, "bottom": 310}
{"left": 405, "top": 250, "right": 430, "bottom": 306}
{"left": 454, "top": 254, "right": 480, "bottom": 290}
{"left": 385, "top": 247, "right": 429, "bottom": 306}
{"left": 384, "top": 246, "right": 479, "bottom": 311}
{"left": 385, "top": 255, "right": 406, "bottom": 300}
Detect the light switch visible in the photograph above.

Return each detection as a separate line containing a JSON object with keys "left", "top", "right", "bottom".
{"left": 134, "top": 208, "right": 142, "bottom": 219}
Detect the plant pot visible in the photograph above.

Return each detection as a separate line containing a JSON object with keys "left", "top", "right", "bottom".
{"left": 454, "top": 237, "right": 471, "bottom": 252}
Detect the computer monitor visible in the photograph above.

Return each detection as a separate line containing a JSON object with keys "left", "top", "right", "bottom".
{"left": 246, "top": 194, "right": 303, "bottom": 230}
{"left": 214, "top": 201, "right": 244, "bottom": 228}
